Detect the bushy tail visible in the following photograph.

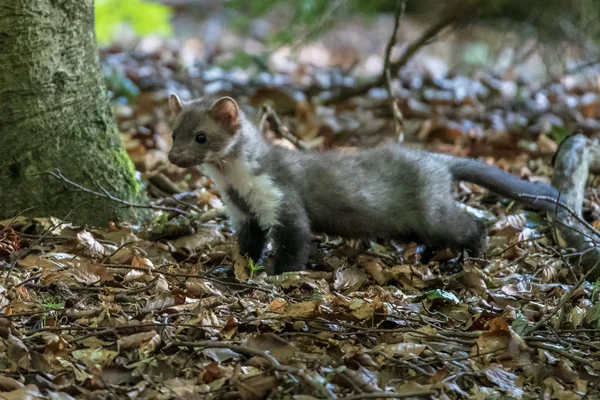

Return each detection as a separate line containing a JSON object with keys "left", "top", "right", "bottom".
{"left": 437, "top": 155, "right": 558, "bottom": 212}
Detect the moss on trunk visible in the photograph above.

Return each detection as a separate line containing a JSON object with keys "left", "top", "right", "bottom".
{"left": 0, "top": 0, "right": 148, "bottom": 226}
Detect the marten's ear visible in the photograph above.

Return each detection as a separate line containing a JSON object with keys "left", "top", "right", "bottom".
{"left": 210, "top": 97, "right": 240, "bottom": 132}
{"left": 169, "top": 93, "right": 183, "bottom": 115}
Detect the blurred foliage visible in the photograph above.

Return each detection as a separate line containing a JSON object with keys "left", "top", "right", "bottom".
{"left": 218, "top": 51, "right": 270, "bottom": 72}
{"left": 95, "top": 0, "right": 172, "bottom": 45}
{"left": 227, "top": 0, "right": 397, "bottom": 45}
{"left": 226, "top": 0, "right": 600, "bottom": 46}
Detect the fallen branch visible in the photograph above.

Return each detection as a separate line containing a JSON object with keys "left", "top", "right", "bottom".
{"left": 546, "top": 134, "right": 600, "bottom": 279}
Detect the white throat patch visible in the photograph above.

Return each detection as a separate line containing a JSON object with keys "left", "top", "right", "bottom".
{"left": 201, "top": 159, "right": 283, "bottom": 231}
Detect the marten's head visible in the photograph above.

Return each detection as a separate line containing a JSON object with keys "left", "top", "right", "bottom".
{"left": 168, "top": 94, "right": 242, "bottom": 168}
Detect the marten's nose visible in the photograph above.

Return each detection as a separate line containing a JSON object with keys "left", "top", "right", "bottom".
{"left": 168, "top": 151, "right": 179, "bottom": 165}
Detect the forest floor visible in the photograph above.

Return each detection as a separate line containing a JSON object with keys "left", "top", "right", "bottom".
{"left": 2, "top": 7, "right": 600, "bottom": 400}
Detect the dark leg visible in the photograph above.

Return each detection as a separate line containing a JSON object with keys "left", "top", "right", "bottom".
{"left": 421, "top": 206, "right": 487, "bottom": 257}
{"left": 271, "top": 202, "right": 311, "bottom": 274}
{"left": 237, "top": 218, "right": 268, "bottom": 263}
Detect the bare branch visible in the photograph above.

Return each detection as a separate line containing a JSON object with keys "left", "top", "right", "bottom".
{"left": 322, "top": 7, "right": 470, "bottom": 106}
{"left": 46, "top": 169, "right": 190, "bottom": 216}
{"left": 260, "top": 105, "right": 308, "bottom": 150}
{"left": 383, "top": 0, "right": 406, "bottom": 141}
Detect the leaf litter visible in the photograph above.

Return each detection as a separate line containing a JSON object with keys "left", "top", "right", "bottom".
{"left": 2, "top": 9, "right": 600, "bottom": 400}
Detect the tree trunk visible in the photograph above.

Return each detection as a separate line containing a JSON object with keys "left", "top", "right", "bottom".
{"left": 0, "top": 0, "right": 146, "bottom": 226}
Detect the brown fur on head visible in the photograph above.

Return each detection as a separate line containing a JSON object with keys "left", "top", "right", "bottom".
{"left": 168, "top": 94, "right": 242, "bottom": 168}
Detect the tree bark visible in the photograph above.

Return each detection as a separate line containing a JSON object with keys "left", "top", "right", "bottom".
{"left": 0, "top": 0, "right": 146, "bottom": 226}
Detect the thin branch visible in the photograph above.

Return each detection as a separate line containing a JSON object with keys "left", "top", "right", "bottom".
{"left": 322, "top": 4, "right": 476, "bottom": 106}
{"left": 170, "top": 341, "right": 337, "bottom": 399}
{"left": 0, "top": 206, "right": 36, "bottom": 233}
{"left": 341, "top": 391, "right": 437, "bottom": 400}
{"left": 517, "top": 193, "right": 600, "bottom": 240}
{"left": 46, "top": 169, "right": 191, "bottom": 216}
{"left": 260, "top": 105, "right": 308, "bottom": 150}
{"left": 523, "top": 260, "right": 600, "bottom": 336}
{"left": 383, "top": 0, "right": 406, "bottom": 142}
{"left": 4, "top": 204, "right": 83, "bottom": 285}
{"left": 527, "top": 341, "right": 593, "bottom": 366}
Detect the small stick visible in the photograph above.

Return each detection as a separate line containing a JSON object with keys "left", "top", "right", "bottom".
{"left": 517, "top": 193, "right": 600, "bottom": 240}
{"left": 170, "top": 341, "right": 337, "bottom": 399}
{"left": 383, "top": 0, "right": 406, "bottom": 142}
{"left": 46, "top": 169, "right": 190, "bottom": 216}
{"left": 4, "top": 204, "right": 83, "bottom": 285}
{"left": 523, "top": 260, "right": 600, "bottom": 336}
{"left": 261, "top": 105, "right": 308, "bottom": 150}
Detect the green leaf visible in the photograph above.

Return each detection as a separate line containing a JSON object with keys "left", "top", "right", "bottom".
{"left": 548, "top": 125, "right": 571, "bottom": 144}
{"left": 512, "top": 312, "right": 533, "bottom": 335}
{"left": 425, "top": 289, "right": 459, "bottom": 304}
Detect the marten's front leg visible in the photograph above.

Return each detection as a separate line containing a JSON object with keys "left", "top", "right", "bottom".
{"left": 271, "top": 200, "right": 311, "bottom": 274}
{"left": 237, "top": 218, "right": 268, "bottom": 264}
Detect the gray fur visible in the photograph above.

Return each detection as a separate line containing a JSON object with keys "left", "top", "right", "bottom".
{"left": 168, "top": 96, "right": 558, "bottom": 273}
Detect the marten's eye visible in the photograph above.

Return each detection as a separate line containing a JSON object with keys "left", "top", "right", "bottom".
{"left": 172, "top": 131, "right": 176, "bottom": 140}
{"left": 195, "top": 132, "right": 207, "bottom": 144}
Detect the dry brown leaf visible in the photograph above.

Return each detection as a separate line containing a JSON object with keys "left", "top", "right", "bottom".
{"left": 7, "top": 334, "right": 31, "bottom": 369}
{"left": 462, "top": 271, "right": 488, "bottom": 295}
{"left": 186, "top": 280, "right": 224, "bottom": 297}
{"left": 374, "top": 342, "right": 427, "bottom": 358}
{"left": 71, "top": 260, "right": 113, "bottom": 284}
{"left": 233, "top": 249, "right": 250, "bottom": 281}
{"left": 172, "top": 224, "right": 224, "bottom": 251}
{"left": 268, "top": 299, "right": 287, "bottom": 313}
{"left": 358, "top": 255, "right": 387, "bottom": 285}
{"left": 473, "top": 317, "right": 531, "bottom": 368}
{"left": 0, "top": 384, "right": 42, "bottom": 400}
{"left": 333, "top": 266, "right": 369, "bottom": 292}
{"left": 153, "top": 274, "right": 169, "bottom": 293}
{"left": 0, "top": 376, "right": 24, "bottom": 391}
{"left": 388, "top": 264, "right": 440, "bottom": 290}
{"left": 245, "top": 333, "right": 297, "bottom": 363}
{"left": 117, "top": 331, "right": 159, "bottom": 351}
{"left": 76, "top": 230, "right": 106, "bottom": 257}
{"left": 483, "top": 364, "right": 523, "bottom": 398}
{"left": 491, "top": 214, "right": 527, "bottom": 237}
{"left": 285, "top": 300, "right": 320, "bottom": 318}
{"left": 236, "top": 374, "right": 278, "bottom": 400}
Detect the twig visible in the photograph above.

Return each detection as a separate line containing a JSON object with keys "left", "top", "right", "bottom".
{"left": 527, "top": 341, "right": 593, "bottom": 366}
{"left": 101, "top": 263, "right": 277, "bottom": 295}
{"left": 523, "top": 260, "right": 600, "bottom": 336}
{"left": 4, "top": 204, "right": 83, "bottom": 285}
{"left": 0, "top": 206, "right": 36, "bottom": 233}
{"left": 46, "top": 169, "right": 191, "bottom": 216}
{"left": 170, "top": 341, "right": 337, "bottom": 399}
{"left": 100, "top": 240, "right": 137, "bottom": 263}
{"left": 383, "top": 0, "right": 406, "bottom": 142}
{"left": 340, "top": 391, "right": 437, "bottom": 400}
{"left": 261, "top": 106, "right": 308, "bottom": 150}
{"left": 518, "top": 193, "right": 600, "bottom": 240}
{"left": 487, "top": 235, "right": 546, "bottom": 258}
